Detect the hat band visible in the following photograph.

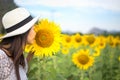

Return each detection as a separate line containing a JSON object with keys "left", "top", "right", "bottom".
{"left": 6, "top": 15, "right": 33, "bottom": 33}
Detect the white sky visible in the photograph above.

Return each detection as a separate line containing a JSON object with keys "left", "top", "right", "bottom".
{"left": 14, "top": 0, "right": 120, "bottom": 33}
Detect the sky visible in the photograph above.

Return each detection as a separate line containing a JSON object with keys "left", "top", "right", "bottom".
{"left": 14, "top": 0, "right": 120, "bottom": 33}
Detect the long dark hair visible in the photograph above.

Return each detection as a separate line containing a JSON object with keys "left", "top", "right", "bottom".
{"left": 0, "top": 30, "right": 30, "bottom": 80}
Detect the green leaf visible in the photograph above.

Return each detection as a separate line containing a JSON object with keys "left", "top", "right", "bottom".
{"left": 91, "top": 71, "right": 102, "bottom": 80}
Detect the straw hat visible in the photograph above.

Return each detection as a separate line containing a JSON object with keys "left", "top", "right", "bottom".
{"left": 0, "top": 7, "right": 39, "bottom": 39}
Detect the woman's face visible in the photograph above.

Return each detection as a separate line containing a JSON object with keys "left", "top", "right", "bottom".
{"left": 27, "top": 26, "right": 36, "bottom": 44}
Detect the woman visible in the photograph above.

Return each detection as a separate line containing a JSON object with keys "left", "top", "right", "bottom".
{"left": 0, "top": 7, "right": 39, "bottom": 80}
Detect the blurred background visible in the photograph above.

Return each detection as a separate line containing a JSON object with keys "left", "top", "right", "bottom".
{"left": 0, "top": 0, "right": 17, "bottom": 33}
{"left": 0, "top": 0, "right": 120, "bottom": 34}
{"left": 1, "top": 1, "right": 120, "bottom": 80}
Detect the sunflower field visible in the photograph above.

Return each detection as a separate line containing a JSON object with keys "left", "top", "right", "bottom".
{"left": 1, "top": 19, "right": 119, "bottom": 80}
{"left": 23, "top": 19, "right": 120, "bottom": 80}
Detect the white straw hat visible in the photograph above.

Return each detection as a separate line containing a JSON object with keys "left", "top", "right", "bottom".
{"left": 0, "top": 7, "right": 39, "bottom": 39}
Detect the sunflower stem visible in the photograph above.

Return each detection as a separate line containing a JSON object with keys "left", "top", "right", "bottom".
{"left": 88, "top": 67, "right": 92, "bottom": 80}
{"left": 38, "top": 57, "right": 45, "bottom": 80}
{"left": 80, "top": 70, "right": 84, "bottom": 80}
{"left": 109, "top": 47, "right": 113, "bottom": 80}
{"left": 37, "top": 58, "right": 41, "bottom": 80}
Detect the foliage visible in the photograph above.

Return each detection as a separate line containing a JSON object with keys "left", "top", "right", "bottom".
{"left": 27, "top": 34, "right": 120, "bottom": 80}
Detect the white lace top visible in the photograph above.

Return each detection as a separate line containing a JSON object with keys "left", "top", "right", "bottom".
{"left": 0, "top": 49, "right": 28, "bottom": 80}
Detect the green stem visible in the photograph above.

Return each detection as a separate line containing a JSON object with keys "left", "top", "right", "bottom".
{"left": 80, "top": 70, "right": 84, "bottom": 80}
{"left": 89, "top": 67, "right": 94, "bottom": 80}
{"left": 37, "top": 58, "right": 41, "bottom": 80}
{"left": 38, "top": 57, "right": 46, "bottom": 80}
{"left": 52, "top": 56, "right": 57, "bottom": 69}
{"left": 109, "top": 47, "right": 113, "bottom": 80}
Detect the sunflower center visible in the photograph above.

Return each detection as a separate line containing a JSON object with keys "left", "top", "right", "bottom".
{"left": 78, "top": 54, "right": 89, "bottom": 65}
{"left": 66, "top": 37, "right": 71, "bottom": 43}
{"left": 35, "top": 30, "right": 54, "bottom": 48}
{"left": 86, "top": 36, "right": 95, "bottom": 44}
{"left": 75, "top": 37, "right": 82, "bottom": 43}
{"left": 100, "top": 42, "right": 104, "bottom": 46}
{"left": 109, "top": 42, "right": 114, "bottom": 46}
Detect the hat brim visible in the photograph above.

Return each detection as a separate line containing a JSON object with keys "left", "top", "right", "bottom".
{"left": 0, "top": 16, "right": 40, "bottom": 39}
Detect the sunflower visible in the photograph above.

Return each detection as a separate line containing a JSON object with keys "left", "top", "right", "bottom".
{"left": 118, "top": 56, "right": 120, "bottom": 61}
{"left": 97, "top": 35, "right": 106, "bottom": 49}
{"left": 72, "top": 33, "right": 83, "bottom": 48}
{"left": 115, "top": 36, "right": 120, "bottom": 46}
{"left": 84, "top": 34, "right": 97, "bottom": 47}
{"left": 93, "top": 47, "right": 101, "bottom": 57}
{"left": 107, "top": 35, "right": 116, "bottom": 48}
{"left": 61, "top": 47, "right": 69, "bottom": 54}
{"left": 25, "top": 19, "right": 61, "bottom": 57}
{"left": 72, "top": 49, "right": 94, "bottom": 70}
{"left": 61, "top": 34, "right": 73, "bottom": 48}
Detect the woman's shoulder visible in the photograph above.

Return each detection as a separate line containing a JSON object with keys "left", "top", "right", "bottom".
{"left": 0, "top": 49, "right": 12, "bottom": 63}
{"left": 0, "top": 49, "right": 5, "bottom": 53}
{"left": 0, "top": 49, "right": 13, "bottom": 66}
{"left": 0, "top": 49, "right": 7, "bottom": 59}
{"left": 0, "top": 49, "right": 13, "bottom": 64}
{"left": 0, "top": 49, "right": 14, "bottom": 79}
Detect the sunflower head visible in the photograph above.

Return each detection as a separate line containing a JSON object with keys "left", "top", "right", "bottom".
{"left": 35, "top": 29, "right": 54, "bottom": 48}
{"left": 65, "top": 35, "right": 71, "bottom": 43}
{"left": 93, "top": 47, "right": 101, "bottom": 57}
{"left": 77, "top": 54, "right": 89, "bottom": 65}
{"left": 107, "top": 35, "right": 116, "bottom": 47}
{"left": 86, "top": 34, "right": 96, "bottom": 45}
{"left": 61, "top": 47, "right": 69, "bottom": 54}
{"left": 72, "top": 49, "right": 94, "bottom": 70}
{"left": 61, "top": 34, "right": 73, "bottom": 48}
{"left": 74, "top": 33, "right": 82, "bottom": 43}
{"left": 115, "top": 36, "right": 120, "bottom": 46}
{"left": 118, "top": 56, "right": 120, "bottom": 61}
{"left": 25, "top": 19, "right": 62, "bottom": 57}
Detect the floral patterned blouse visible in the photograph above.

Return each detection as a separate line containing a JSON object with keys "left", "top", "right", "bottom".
{"left": 0, "top": 49, "right": 28, "bottom": 80}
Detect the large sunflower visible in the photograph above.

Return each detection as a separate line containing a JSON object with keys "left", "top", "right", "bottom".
{"left": 72, "top": 49, "right": 94, "bottom": 70}
{"left": 25, "top": 19, "right": 61, "bottom": 57}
